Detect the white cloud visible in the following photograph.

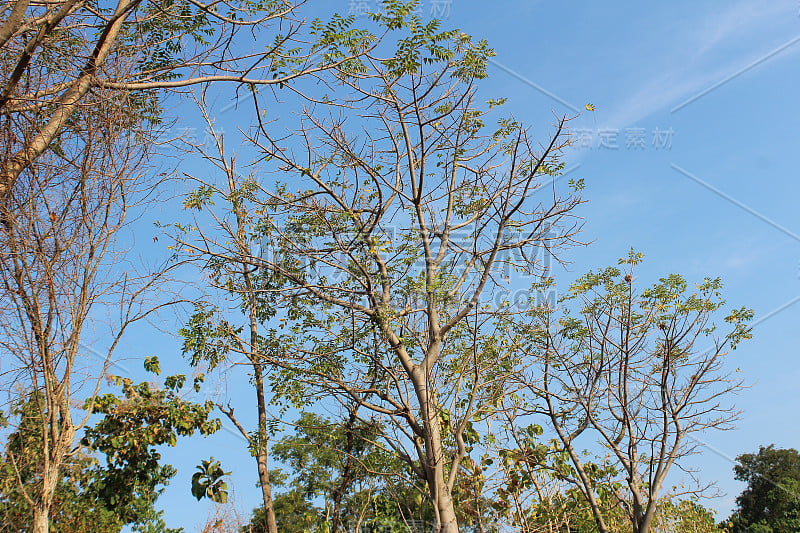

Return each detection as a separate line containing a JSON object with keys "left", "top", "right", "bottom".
{"left": 599, "top": 0, "right": 799, "bottom": 129}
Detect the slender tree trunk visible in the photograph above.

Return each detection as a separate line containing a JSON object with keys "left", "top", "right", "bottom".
{"left": 432, "top": 443, "right": 459, "bottom": 533}
{"left": 253, "top": 364, "right": 278, "bottom": 533}
{"left": 33, "top": 424, "right": 71, "bottom": 533}
{"left": 231, "top": 170, "right": 279, "bottom": 533}
{"left": 637, "top": 509, "right": 652, "bottom": 533}
{"left": 31, "top": 356, "right": 76, "bottom": 533}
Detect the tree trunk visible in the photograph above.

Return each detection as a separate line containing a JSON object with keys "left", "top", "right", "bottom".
{"left": 436, "top": 487, "right": 459, "bottom": 533}
{"left": 231, "top": 165, "right": 278, "bottom": 533}
{"left": 253, "top": 364, "right": 278, "bottom": 533}
{"left": 255, "top": 447, "right": 278, "bottom": 533}
{"left": 32, "top": 508, "right": 50, "bottom": 533}
{"left": 32, "top": 459, "right": 59, "bottom": 533}
{"left": 412, "top": 362, "right": 459, "bottom": 533}
{"left": 31, "top": 384, "right": 75, "bottom": 533}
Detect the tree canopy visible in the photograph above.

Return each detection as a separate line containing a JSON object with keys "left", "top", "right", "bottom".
{"left": 726, "top": 445, "right": 800, "bottom": 532}
{"left": 0, "top": 2, "right": 768, "bottom": 532}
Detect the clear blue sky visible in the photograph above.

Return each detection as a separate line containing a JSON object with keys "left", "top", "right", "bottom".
{"left": 122, "top": 1, "right": 800, "bottom": 528}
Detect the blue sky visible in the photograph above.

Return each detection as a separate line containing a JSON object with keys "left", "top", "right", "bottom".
{"left": 118, "top": 0, "right": 800, "bottom": 527}
{"left": 460, "top": 0, "right": 800, "bottom": 518}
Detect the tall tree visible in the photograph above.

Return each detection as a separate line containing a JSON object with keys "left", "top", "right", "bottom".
{"left": 0, "top": 76, "right": 176, "bottom": 532}
{"left": 269, "top": 410, "right": 387, "bottom": 532}
{"left": 174, "top": 98, "right": 288, "bottom": 532}
{"left": 174, "top": 7, "right": 583, "bottom": 530}
{"left": 726, "top": 445, "right": 800, "bottom": 532}
{"left": 512, "top": 253, "right": 752, "bottom": 533}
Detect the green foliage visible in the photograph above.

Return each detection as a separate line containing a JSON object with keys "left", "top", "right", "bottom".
{"left": 0, "top": 380, "right": 212, "bottom": 532}
{"left": 493, "top": 423, "right": 623, "bottom": 532}
{"left": 0, "top": 393, "right": 123, "bottom": 532}
{"left": 271, "top": 411, "right": 408, "bottom": 523}
{"left": 124, "top": 0, "right": 216, "bottom": 71}
{"left": 182, "top": 186, "right": 215, "bottom": 211}
{"left": 242, "top": 411, "right": 439, "bottom": 532}
{"left": 726, "top": 445, "right": 800, "bottom": 532}
{"left": 247, "top": 490, "right": 319, "bottom": 533}
{"left": 191, "top": 457, "right": 230, "bottom": 503}
{"left": 179, "top": 307, "right": 235, "bottom": 370}
{"left": 271, "top": 412, "right": 388, "bottom": 487}
{"left": 77, "top": 361, "right": 221, "bottom": 531}
{"left": 365, "top": 1, "right": 495, "bottom": 80}
{"left": 652, "top": 496, "right": 723, "bottom": 532}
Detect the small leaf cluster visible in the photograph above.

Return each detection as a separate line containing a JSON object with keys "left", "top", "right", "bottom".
{"left": 191, "top": 457, "right": 231, "bottom": 504}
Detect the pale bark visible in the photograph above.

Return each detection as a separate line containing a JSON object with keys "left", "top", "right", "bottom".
{"left": 32, "top": 420, "right": 74, "bottom": 533}
{"left": 412, "top": 354, "right": 459, "bottom": 532}
{"left": 0, "top": 0, "right": 140, "bottom": 207}
{"left": 0, "top": 0, "right": 31, "bottom": 48}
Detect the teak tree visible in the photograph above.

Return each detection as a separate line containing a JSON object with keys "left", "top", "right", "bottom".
{"left": 513, "top": 252, "right": 752, "bottom": 533}
{"left": 176, "top": 10, "right": 583, "bottom": 531}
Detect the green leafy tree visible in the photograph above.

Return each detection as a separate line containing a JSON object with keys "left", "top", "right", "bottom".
{"left": 270, "top": 410, "right": 386, "bottom": 531}
{"left": 0, "top": 360, "right": 219, "bottom": 532}
{"left": 242, "top": 410, "right": 434, "bottom": 533}
{"left": 175, "top": 105, "right": 290, "bottom": 532}
{"left": 243, "top": 410, "right": 505, "bottom": 532}
{"left": 245, "top": 486, "right": 326, "bottom": 533}
{"left": 726, "top": 445, "right": 800, "bottom": 532}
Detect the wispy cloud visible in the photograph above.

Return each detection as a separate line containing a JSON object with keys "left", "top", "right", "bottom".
{"left": 597, "top": 0, "right": 799, "bottom": 129}
{"left": 696, "top": 1, "right": 791, "bottom": 55}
